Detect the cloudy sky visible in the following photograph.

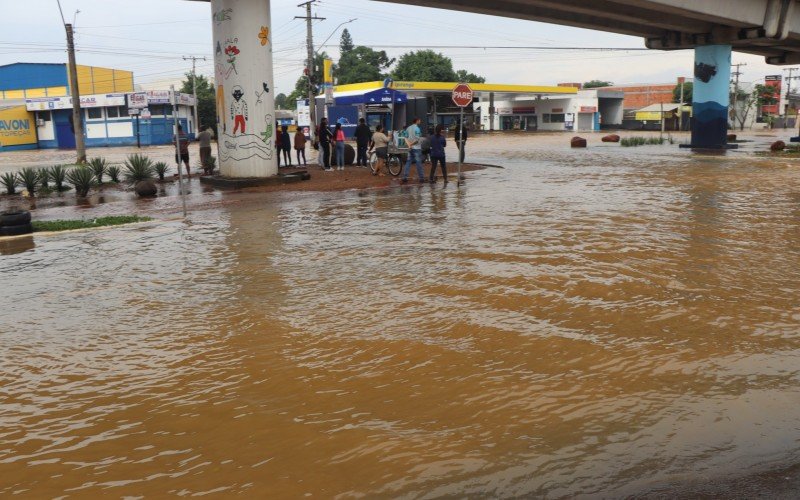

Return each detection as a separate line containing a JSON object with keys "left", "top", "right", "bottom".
{"left": 1, "top": 0, "right": 786, "bottom": 95}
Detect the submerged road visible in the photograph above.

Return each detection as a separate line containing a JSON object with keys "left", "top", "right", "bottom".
{"left": 1, "top": 132, "right": 800, "bottom": 497}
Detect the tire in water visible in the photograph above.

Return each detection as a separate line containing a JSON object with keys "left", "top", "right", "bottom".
{"left": 0, "top": 210, "right": 31, "bottom": 226}
{"left": 0, "top": 223, "right": 33, "bottom": 237}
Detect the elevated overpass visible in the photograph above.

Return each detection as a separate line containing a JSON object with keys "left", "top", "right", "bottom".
{"left": 191, "top": 0, "right": 800, "bottom": 177}
{"left": 374, "top": 0, "right": 800, "bottom": 65}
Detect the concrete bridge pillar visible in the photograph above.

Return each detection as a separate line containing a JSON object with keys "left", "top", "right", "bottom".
{"left": 690, "top": 45, "right": 733, "bottom": 149}
{"left": 211, "top": 0, "right": 277, "bottom": 177}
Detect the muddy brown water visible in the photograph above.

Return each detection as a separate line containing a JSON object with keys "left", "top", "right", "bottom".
{"left": 1, "top": 133, "right": 800, "bottom": 498}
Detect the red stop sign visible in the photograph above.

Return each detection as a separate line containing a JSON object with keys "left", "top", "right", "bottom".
{"left": 452, "top": 83, "right": 474, "bottom": 108}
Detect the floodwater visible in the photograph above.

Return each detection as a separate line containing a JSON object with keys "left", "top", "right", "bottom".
{"left": 2, "top": 133, "right": 800, "bottom": 498}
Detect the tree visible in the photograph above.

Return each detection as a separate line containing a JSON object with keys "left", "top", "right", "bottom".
{"left": 456, "top": 69, "right": 485, "bottom": 84}
{"left": 673, "top": 81, "right": 693, "bottom": 103}
{"left": 337, "top": 46, "right": 394, "bottom": 85}
{"left": 275, "top": 93, "right": 289, "bottom": 110}
{"left": 583, "top": 80, "right": 612, "bottom": 88}
{"left": 287, "top": 52, "right": 330, "bottom": 104}
{"left": 392, "top": 50, "right": 458, "bottom": 82}
{"left": 339, "top": 29, "right": 354, "bottom": 54}
{"left": 730, "top": 87, "right": 756, "bottom": 131}
{"left": 179, "top": 73, "right": 217, "bottom": 134}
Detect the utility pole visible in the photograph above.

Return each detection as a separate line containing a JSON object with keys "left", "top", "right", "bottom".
{"left": 183, "top": 55, "right": 207, "bottom": 135}
{"left": 65, "top": 23, "right": 86, "bottom": 164}
{"left": 731, "top": 62, "right": 747, "bottom": 129}
{"left": 296, "top": 1, "right": 325, "bottom": 143}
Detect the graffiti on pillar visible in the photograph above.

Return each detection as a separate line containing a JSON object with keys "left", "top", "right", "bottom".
{"left": 224, "top": 40, "right": 240, "bottom": 79}
{"left": 217, "top": 85, "right": 226, "bottom": 133}
{"left": 255, "top": 83, "right": 269, "bottom": 105}
{"left": 258, "top": 26, "right": 270, "bottom": 46}
{"left": 261, "top": 119, "right": 273, "bottom": 144}
{"left": 218, "top": 114, "right": 274, "bottom": 162}
{"left": 694, "top": 62, "right": 717, "bottom": 83}
{"left": 214, "top": 8, "right": 232, "bottom": 25}
{"left": 216, "top": 41, "right": 222, "bottom": 57}
{"left": 231, "top": 86, "right": 248, "bottom": 135}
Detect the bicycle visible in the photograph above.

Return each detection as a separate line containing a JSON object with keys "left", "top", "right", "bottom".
{"left": 368, "top": 144, "right": 405, "bottom": 176}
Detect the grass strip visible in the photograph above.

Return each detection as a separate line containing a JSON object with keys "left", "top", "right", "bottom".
{"left": 32, "top": 215, "right": 152, "bottom": 232}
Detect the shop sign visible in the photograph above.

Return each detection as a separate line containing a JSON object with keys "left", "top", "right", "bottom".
{"left": 26, "top": 97, "right": 69, "bottom": 111}
{"left": 25, "top": 93, "right": 125, "bottom": 111}
{"left": 580, "top": 106, "right": 597, "bottom": 113}
{"left": 551, "top": 108, "right": 564, "bottom": 113}
{"left": 498, "top": 108, "right": 513, "bottom": 115}
{"left": 0, "top": 106, "right": 37, "bottom": 146}
{"left": 128, "top": 108, "right": 140, "bottom": 116}
{"left": 146, "top": 90, "right": 172, "bottom": 104}
{"left": 128, "top": 92, "right": 148, "bottom": 109}
{"left": 512, "top": 106, "right": 536, "bottom": 114}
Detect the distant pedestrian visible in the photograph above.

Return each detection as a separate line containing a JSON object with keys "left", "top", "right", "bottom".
{"left": 429, "top": 124, "right": 447, "bottom": 184}
{"left": 369, "top": 124, "right": 390, "bottom": 176}
{"left": 401, "top": 117, "right": 424, "bottom": 183}
{"left": 454, "top": 120, "right": 468, "bottom": 163}
{"left": 318, "top": 118, "right": 333, "bottom": 171}
{"left": 276, "top": 121, "right": 281, "bottom": 168}
{"left": 355, "top": 118, "right": 371, "bottom": 167}
{"left": 334, "top": 122, "right": 346, "bottom": 170}
{"left": 280, "top": 125, "right": 292, "bottom": 167}
{"left": 172, "top": 124, "right": 190, "bottom": 176}
{"left": 294, "top": 128, "right": 307, "bottom": 166}
{"left": 197, "top": 125, "right": 213, "bottom": 173}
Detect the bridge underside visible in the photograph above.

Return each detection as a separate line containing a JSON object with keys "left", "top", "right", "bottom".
{"left": 374, "top": 0, "right": 800, "bottom": 65}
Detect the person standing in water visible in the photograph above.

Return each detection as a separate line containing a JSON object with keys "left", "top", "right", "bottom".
{"left": 334, "top": 122, "right": 346, "bottom": 171}
{"left": 429, "top": 124, "right": 447, "bottom": 184}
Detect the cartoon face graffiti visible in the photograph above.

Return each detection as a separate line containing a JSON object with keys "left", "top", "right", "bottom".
{"left": 232, "top": 86, "right": 244, "bottom": 102}
{"left": 231, "top": 86, "right": 249, "bottom": 135}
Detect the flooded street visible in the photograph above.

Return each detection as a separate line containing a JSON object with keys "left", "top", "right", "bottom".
{"left": 1, "top": 133, "right": 800, "bottom": 497}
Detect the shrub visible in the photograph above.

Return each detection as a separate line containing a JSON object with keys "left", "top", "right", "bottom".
{"left": 39, "top": 168, "right": 51, "bottom": 189}
{"left": 0, "top": 172, "right": 18, "bottom": 195}
{"left": 153, "top": 161, "right": 169, "bottom": 181}
{"left": 88, "top": 157, "right": 108, "bottom": 184}
{"left": 66, "top": 166, "right": 96, "bottom": 198}
{"left": 49, "top": 165, "right": 69, "bottom": 191}
{"left": 123, "top": 154, "right": 155, "bottom": 183}
{"left": 107, "top": 165, "right": 121, "bottom": 183}
{"left": 19, "top": 167, "right": 40, "bottom": 196}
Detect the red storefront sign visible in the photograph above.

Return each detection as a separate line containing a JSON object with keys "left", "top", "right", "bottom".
{"left": 580, "top": 106, "right": 597, "bottom": 113}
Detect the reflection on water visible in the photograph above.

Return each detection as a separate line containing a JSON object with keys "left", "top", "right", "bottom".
{"left": 1, "top": 136, "right": 800, "bottom": 497}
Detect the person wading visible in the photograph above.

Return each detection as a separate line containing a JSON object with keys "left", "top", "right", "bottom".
{"left": 318, "top": 118, "right": 333, "bottom": 172}
{"left": 355, "top": 118, "right": 372, "bottom": 168}
{"left": 429, "top": 124, "right": 447, "bottom": 184}
{"left": 334, "top": 122, "right": 346, "bottom": 171}
{"left": 294, "top": 128, "right": 307, "bottom": 167}
{"left": 370, "top": 124, "right": 390, "bottom": 176}
{"left": 401, "top": 117, "right": 425, "bottom": 184}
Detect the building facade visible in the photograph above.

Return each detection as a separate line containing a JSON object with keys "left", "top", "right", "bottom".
{"left": 478, "top": 89, "right": 625, "bottom": 132}
{"left": 0, "top": 63, "right": 196, "bottom": 151}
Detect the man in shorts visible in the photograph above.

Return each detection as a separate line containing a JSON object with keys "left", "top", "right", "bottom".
{"left": 173, "top": 124, "right": 191, "bottom": 176}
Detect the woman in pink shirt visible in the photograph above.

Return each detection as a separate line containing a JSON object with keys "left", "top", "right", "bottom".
{"left": 334, "top": 122, "right": 346, "bottom": 171}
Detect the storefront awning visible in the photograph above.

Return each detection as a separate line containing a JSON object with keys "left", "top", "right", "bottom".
{"left": 335, "top": 88, "right": 407, "bottom": 106}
